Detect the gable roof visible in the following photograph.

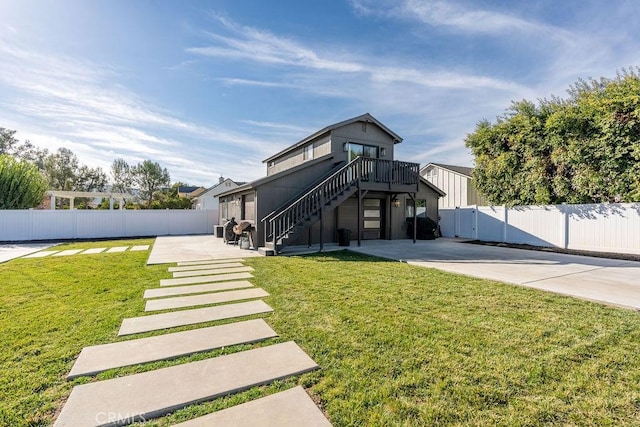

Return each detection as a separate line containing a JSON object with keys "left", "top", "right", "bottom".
{"left": 422, "top": 163, "right": 474, "bottom": 178}
{"left": 178, "top": 185, "right": 201, "bottom": 194}
{"left": 263, "top": 113, "right": 403, "bottom": 163}
{"left": 196, "top": 178, "right": 245, "bottom": 198}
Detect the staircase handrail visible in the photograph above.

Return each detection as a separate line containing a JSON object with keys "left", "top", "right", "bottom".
{"left": 264, "top": 157, "right": 420, "bottom": 250}
{"left": 260, "top": 161, "right": 347, "bottom": 224}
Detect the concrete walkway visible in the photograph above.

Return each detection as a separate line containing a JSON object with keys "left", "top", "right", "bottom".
{"left": 57, "top": 244, "right": 329, "bottom": 426}
{"left": 174, "top": 386, "right": 332, "bottom": 427}
{"left": 55, "top": 342, "right": 319, "bottom": 427}
{"left": 144, "top": 288, "right": 269, "bottom": 312}
{"left": 0, "top": 242, "right": 57, "bottom": 263}
{"left": 68, "top": 319, "right": 278, "bottom": 379}
{"left": 118, "top": 300, "right": 274, "bottom": 335}
{"left": 147, "top": 235, "right": 260, "bottom": 265}
{"left": 351, "top": 239, "right": 640, "bottom": 310}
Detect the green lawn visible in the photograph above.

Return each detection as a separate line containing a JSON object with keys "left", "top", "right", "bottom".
{"left": 2, "top": 244, "right": 640, "bottom": 426}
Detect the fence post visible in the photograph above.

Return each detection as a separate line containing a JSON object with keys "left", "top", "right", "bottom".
{"left": 503, "top": 205, "right": 508, "bottom": 243}
{"left": 561, "top": 203, "right": 569, "bottom": 249}
{"left": 473, "top": 205, "right": 478, "bottom": 240}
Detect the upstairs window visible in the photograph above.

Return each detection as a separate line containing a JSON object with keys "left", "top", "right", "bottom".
{"left": 346, "top": 142, "right": 379, "bottom": 162}
{"left": 303, "top": 144, "right": 314, "bottom": 161}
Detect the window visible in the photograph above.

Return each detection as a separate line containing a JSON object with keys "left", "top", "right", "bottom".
{"left": 303, "top": 144, "right": 314, "bottom": 161}
{"left": 406, "top": 199, "right": 427, "bottom": 218}
{"left": 346, "top": 142, "right": 379, "bottom": 162}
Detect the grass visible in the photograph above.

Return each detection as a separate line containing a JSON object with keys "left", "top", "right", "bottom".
{"left": 2, "top": 245, "right": 640, "bottom": 426}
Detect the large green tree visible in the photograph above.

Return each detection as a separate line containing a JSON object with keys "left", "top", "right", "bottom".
{"left": 110, "top": 158, "right": 133, "bottom": 193}
{"left": 466, "top": 69, "right": 640, "bottom": 205}
{"left": 132, "top": 160, "right": 170, "bottom": 207}
{"left": 0, "top": 154, "right": 48, "bottom": 209}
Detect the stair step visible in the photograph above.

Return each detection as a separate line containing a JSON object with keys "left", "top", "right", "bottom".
{"left": 54, "top": 341, "right": 319, "bottom": 427}
{"left": 67, "top": 319, "right": 278, "bottom": 379}
{"left": 145, "top": 288, "right": 270, "bottom": 312}
{"left": 160, "top": 272, "right": 254, "bottom": 287}
{"left": 173, "top": 386, "right": 332, "bottom": 427}
{"left": 118, "top": 300, "right": 273, "bottom": 336}
{"left": 172, "top": 266, "right": 254, "bottom": 278}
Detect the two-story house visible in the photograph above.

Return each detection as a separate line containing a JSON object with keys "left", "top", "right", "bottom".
{"left": 218, "top": 113, "right": 445, "bottom": 254}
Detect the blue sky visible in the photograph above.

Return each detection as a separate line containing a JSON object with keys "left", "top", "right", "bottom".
{"left": 1, "top": 1, "right": 638, "bottom": 186}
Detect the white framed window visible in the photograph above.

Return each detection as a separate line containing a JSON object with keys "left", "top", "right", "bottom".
{"left": 303, "top": 144, "right": 314, "bottom": 161}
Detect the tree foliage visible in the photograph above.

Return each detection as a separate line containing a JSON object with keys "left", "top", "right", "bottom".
{"left": 132, "top": 160, "right": 171, "bottom": 207}
{"left": 466, "top": 69, "right": 640, "bottom": 205}
{"left": 0, "top": 154, "right": 48, "bottom": 209}
{"left": 110, "top": 158, "right": 133, "bottom": 193}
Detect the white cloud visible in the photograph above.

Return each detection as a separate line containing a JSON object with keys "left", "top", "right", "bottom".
{"left": 0, "top": 35, "right": 282, "bottom": 184}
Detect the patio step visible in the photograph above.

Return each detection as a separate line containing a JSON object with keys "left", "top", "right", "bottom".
{"left": 68, "top": 319, "right": 278, "bottom": 379}
{"left": 258, "top": 247, "right": 276, "bottom": 256}
{"left": 172, "top": 265, "right": 254, "bottom": 278}
{"left": 168, "top": 262, "right": 245, "bottom": 272}
{"left": 54, "top": 342, "right": 319, "bottom": 427}
{"left": 143, "top": 280, "right": 254, "bottom": 299}
{"left": 118, "top": 300, "right": 273, "bottom": 335}
{"left": 145, "top": 288, "right": 269, "bottom": 312}
{"left": 160, "top": 272, "right": 254, "bottom": 287}
{"left": 173, "top": 386, "right": 332, "bottom": 427}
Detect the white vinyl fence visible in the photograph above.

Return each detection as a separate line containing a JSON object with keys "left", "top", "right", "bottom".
{"left": 440, "top": 203, "right": 640, "bottom": 255}
{"left": 0, "top": 209, "right": 218, "bottom": 242}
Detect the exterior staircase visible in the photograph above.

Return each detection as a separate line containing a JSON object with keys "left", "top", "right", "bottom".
{"left": 261, "top": 157, "right": 419, "bottom": 254}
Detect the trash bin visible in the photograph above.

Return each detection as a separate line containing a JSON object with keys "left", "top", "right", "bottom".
{"left": 337, "top": 228, "right": 351, "bottom": 246}
{"left": 214, "top": 225, "right": 224, "bottom": 238}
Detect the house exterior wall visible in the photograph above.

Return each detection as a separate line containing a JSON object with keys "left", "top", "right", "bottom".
{"left": 266, "top": 121, "right": 396, "bottom": 177}
{"left": 329, "top": 122, "right": 395, "bottom": 163}
{"left": 267, "top": 135, "right": 332, "bottom": 176}
{"left": 195, "top": 180, "right": 239, "bottom": 210}
{"left": 422, "top": 165, "right": 486, "bottom": 208}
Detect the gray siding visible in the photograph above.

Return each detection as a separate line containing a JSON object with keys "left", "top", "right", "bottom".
{"left": 330, "top": 122, "right": 395, "bottom": 162}
{"left": 267, "top": 135, "right": 331, "bottom": 176}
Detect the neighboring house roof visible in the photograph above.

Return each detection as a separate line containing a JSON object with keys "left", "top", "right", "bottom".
{"left": 188, "top": 187, "right": 206, "bottom": 198}
{"left": 194, "top": 178, "right": 245, "bottom": 200}
{"left": 421, "top": 163, "right": 474, "bottom": 178}
{"left": 178, "top": 185, "right": 200, "bottom": 194}
{"left": 263, "top": 113, "right": 403, "bottom": 164}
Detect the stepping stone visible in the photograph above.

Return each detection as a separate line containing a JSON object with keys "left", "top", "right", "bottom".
{"left": 168, "top": 262, "right": 245, "bottom": 272}
{"left": 160, "top": 272, "right": 253, "bottom": 287}
{"left": 106, "top": 246, "right": 128, "bottom": 253}
{"left": 144, "top": 281, "right": 254, "bottom": 299}
{"left": 172, "top": 266, "right": 254, "bottom": 278}
{"left": 173, "top": 386, "right": 332, "bottom": 427}
{"left": 54, "top": 341, "right": 319, "bottom": 427}
{"left": 67, "top": 319, "right": 278, "bottom": 379}
{"left": 118, "top": 300, "right": 273, "bottom": 335}
{"left": 23, "top": 250, "right": 59, "bottom": 258}
{"left": 145, "top": 288, "right": 270, "bottom": 312}
{"left": 130, "top": 245, "right": 150, "bottom": 251}
{"left": 177, "top": 258, "right": 245, "bottom": 266}
{"left": 53, "top": 249, "right": 83, "bottom": 257}
{"left": 81, "top": 248, "right": 107, "bottom": 255}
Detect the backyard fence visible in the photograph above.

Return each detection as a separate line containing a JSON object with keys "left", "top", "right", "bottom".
{"left": 439, "top": 203, "right": 640, "bottom": 256}
{"left": 0, "top": 209, "right": 218, "bottom": 242}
